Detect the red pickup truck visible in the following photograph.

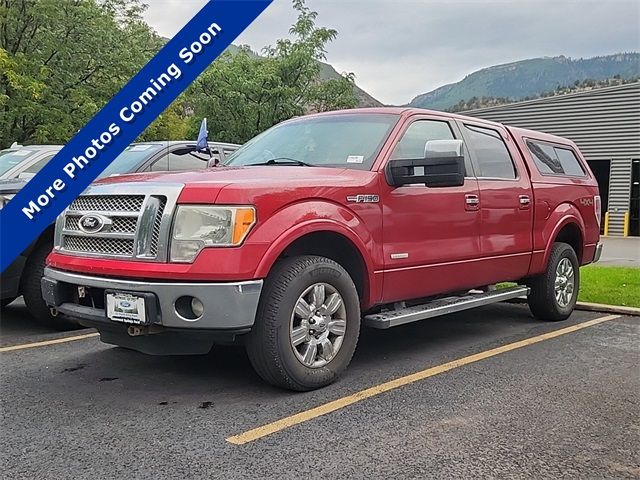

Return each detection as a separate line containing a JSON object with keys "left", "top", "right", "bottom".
{"left": 42, "top": 108, "right": 602, "bottom": 391}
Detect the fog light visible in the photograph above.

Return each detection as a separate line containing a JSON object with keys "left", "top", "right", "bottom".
{"left": 175, "top": 295, "right": 203, "bottom": 321}
{"left": 191, "top": 297, "right": 204, "bottom": 317}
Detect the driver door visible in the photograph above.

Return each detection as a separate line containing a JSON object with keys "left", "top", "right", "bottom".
{"left": 380, "top": 116, "right": 482, "bottom": 303}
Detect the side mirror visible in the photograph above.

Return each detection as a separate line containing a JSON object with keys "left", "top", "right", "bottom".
{"left": 386, "top": 139, "right": 465, "bottom": 188}
{"left": 207, "top": 149, "right": 221, "bottom": 167}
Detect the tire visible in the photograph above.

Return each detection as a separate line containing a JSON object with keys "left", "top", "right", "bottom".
{"left": 1, "top": 297, "right": 17, "bottom": 308}
{"left": 245, "top": 255, "right": 361, "bottom": 391}
{"left": 527, "top": 242, "right": 580, "bottom": 321}
{"left": 21, "top": 241, "right": 79, "bottom": 331}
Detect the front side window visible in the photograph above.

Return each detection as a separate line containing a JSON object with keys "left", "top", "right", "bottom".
{"left": 390, "top": 120, "right": 455, "bottom": 160}
{"left": 526, "top": 140, "right": 586, "bottom": 177}
{"left": 463, "top": 124, "right": 516, "bottom": 179}
{"left": 224, "top": 114, "right": 399, "bottom": 171}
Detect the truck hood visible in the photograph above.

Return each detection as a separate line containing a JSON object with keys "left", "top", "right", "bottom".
{"left": 95, "top": 165, "right": 358, "bottom": 188}
{"left": 96, "top": 165, "right": 378, "bottom": 205}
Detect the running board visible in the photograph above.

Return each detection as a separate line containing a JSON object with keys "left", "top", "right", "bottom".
{"left": 364, "top": 286, "right": 530, "bottom": 329}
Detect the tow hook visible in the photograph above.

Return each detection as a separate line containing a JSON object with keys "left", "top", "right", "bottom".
{"left": 50, "top": 307, "right": 58, "bottom": 317}
{"left": 127, "top": 325, "right": 162, "bottom": 337}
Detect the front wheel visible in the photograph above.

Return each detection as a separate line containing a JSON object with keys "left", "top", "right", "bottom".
{"left": 527, "top": 242, "right": 580, "bottom": 321}
{"left": 22, "top": 242, "right": 79, "bottom": 331}
{"left": 245, "top": 255, "right": 361, "bottom": 391}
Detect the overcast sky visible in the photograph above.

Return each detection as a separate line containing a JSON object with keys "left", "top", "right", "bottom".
{"left": 143, "top": 0, "right": 640, "bottom": 105}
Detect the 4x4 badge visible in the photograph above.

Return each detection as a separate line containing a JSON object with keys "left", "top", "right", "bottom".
{"left": 346, "top": 194, "right": 379, "bottom": 203}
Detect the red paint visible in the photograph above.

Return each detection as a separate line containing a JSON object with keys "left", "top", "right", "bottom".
{"left": 49, "top": 108, "right": 600, "bottom": 311}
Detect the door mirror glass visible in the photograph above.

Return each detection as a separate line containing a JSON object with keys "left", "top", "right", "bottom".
{"left": 386, "top": 139, "right": 465, "bottom": 188}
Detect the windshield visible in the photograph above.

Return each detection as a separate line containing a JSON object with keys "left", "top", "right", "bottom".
{"left": 224, "top": 113, "right": 399, "bottom": 170}
{"left": 99, "top": 143, "right": 164, "bottom": 178}
{"left": 0, "top": 149, "right": 39, "bottom": 177}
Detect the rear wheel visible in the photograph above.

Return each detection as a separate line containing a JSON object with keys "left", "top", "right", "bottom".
{"left": 22, "top": 242, "right": 79, "bottom": 331}
{"left": 245, "top": 255, "right": 360, "bottom": 391}
{"left": 527, "top": 242, "right": 579, "bottom": 321}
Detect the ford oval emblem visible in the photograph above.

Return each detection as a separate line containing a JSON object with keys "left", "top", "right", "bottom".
{"left": 78, "top": 214, "right": 105, "bottom": 234}
{"left": 120, "top": 301, "right": 132, "bottom": 308}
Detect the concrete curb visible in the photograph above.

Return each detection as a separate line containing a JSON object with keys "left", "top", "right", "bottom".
{"left": 574, "top": 302, "right": 640, "bottom": 316}
{"left": 507, "top": 297, "right": 640, "bottom": 316}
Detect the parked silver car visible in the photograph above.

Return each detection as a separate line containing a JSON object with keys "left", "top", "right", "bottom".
{"left": 0, "top": 144, "right": 62, "bottom": 180}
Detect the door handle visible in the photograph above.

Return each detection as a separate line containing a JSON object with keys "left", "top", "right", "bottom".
{"left": 466, "top": 194, "right": 479, "bottom": 205}
{"left": 519, "top": 195, "right": 531, "bottom": 208}
{"left": 465, "top": 194, "right": 480, "bottom": 211}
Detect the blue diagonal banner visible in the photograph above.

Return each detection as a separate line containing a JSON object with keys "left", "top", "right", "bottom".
{"left": 0, "top": 0, "right": 272, "bottom": 272}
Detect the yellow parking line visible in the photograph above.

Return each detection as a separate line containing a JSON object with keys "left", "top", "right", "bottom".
{"left": 227, "top": 314, "right": 621, "bottom": 445}
{"left": 0, "top": 332, "right": 100, "bottom": 353}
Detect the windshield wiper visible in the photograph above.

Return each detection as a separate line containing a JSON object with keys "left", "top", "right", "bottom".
{"left": 246, "top": 157, "right": 314, "bottom": 167}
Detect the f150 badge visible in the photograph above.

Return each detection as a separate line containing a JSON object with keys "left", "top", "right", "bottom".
{"left": 346, "top": 194, "right": 379, "bottom": 203}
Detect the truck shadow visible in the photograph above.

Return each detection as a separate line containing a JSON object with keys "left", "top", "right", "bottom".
{"left": 67, "top": 302, "right": 541, "bottom": 398}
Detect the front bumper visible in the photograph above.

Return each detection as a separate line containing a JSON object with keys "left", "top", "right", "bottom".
{"left": 42, "top": 267, "right": 263, "bottom": 332}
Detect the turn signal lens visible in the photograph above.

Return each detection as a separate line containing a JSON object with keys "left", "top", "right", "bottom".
{"left": 232, "top": 207, "right": 256, "bottom": 245}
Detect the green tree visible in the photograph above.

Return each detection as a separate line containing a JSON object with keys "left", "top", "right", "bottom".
{"left": 189, "top": 0, "right": 358, "bottom": 144}
{"left": 0, "top": 0, "right": 163, "bottom": 147}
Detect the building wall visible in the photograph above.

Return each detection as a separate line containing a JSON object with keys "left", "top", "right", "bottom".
{"left": 464, "top": 82, "right": 640, "bottom": 236}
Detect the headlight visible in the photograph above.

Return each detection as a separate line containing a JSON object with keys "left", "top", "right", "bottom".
{"left": 170, "top": 205, "right": 256, "bottom": 262}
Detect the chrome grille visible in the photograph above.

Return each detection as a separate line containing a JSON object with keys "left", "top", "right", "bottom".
{"left": 69, "top": 195, "right": 144, "bottom": 213}
{"left": 112, "top": 217, "right": 139, "bottom": 233}
{"left": 65, "top": 216, "right": 80, "bottom": 231}
{"left": 63, "top": 236, "right": 134, "bottom": 256}
{"left": 65, "top": 215, "right": 138, "bottom": 234}
{"left": 150, "top": 198, "right": 166, "bottom": 256}
{"left": 57, "top": 188, "right": 175, "bottom": 261}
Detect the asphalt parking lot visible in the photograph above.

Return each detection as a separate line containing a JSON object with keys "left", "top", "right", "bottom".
{"left": 1, "top": 300, "right": 638, "bottom": 479}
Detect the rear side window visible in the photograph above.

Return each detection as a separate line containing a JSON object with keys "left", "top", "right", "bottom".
{"left": 167, "top": 146, "right": 210, "bottom": 171}
{"left": 23, "top": 153, "right": 56, "bottom": 174}
{"left": 526, "top": 140, "right": 586, "bottom": 177}
{"left": 463, "top": 124, "right": 516, "bottom": 179}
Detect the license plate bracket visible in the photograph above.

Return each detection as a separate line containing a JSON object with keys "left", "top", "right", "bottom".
{"left": 105, "top": 290, "right": 153, "bottom": 325}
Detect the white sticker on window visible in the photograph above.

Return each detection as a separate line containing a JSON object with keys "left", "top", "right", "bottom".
{"left": 346, "top": 155, "right": 364, "bottom": 164}
{"left": 13, "top": 150, "right": 32, "bottom": 156}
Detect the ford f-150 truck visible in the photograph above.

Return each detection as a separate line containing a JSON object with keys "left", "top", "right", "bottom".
{"left": 42, "top": 108, "right": 602, "bottom": 391}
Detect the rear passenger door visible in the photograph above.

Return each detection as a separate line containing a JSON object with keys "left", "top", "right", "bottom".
{"left": 458, "top": 122, "right": 533, "bottom": 282}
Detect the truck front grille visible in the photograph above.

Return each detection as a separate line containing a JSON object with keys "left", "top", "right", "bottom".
{"left": 69, "top": 195, "right": 144, "bottom": 213}
{"left": 57, "top": 188, "right": 176, "bottom": 262}
{"left": 63, "top": 236, "right": 135, "bottom": 256}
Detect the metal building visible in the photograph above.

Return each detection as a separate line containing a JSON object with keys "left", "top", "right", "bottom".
{"left": 465, "top": 82, "right": 640, "bottom": 236}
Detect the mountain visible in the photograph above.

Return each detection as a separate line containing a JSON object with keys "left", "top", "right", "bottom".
{"left": 224, "top": 45, "right": 383, "bottom": 107}
{"left": 318, "top": 62, "right": 383, "bottom": 107}
{"left": 407, "top": 53, "right": 640, "bottom": 111}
